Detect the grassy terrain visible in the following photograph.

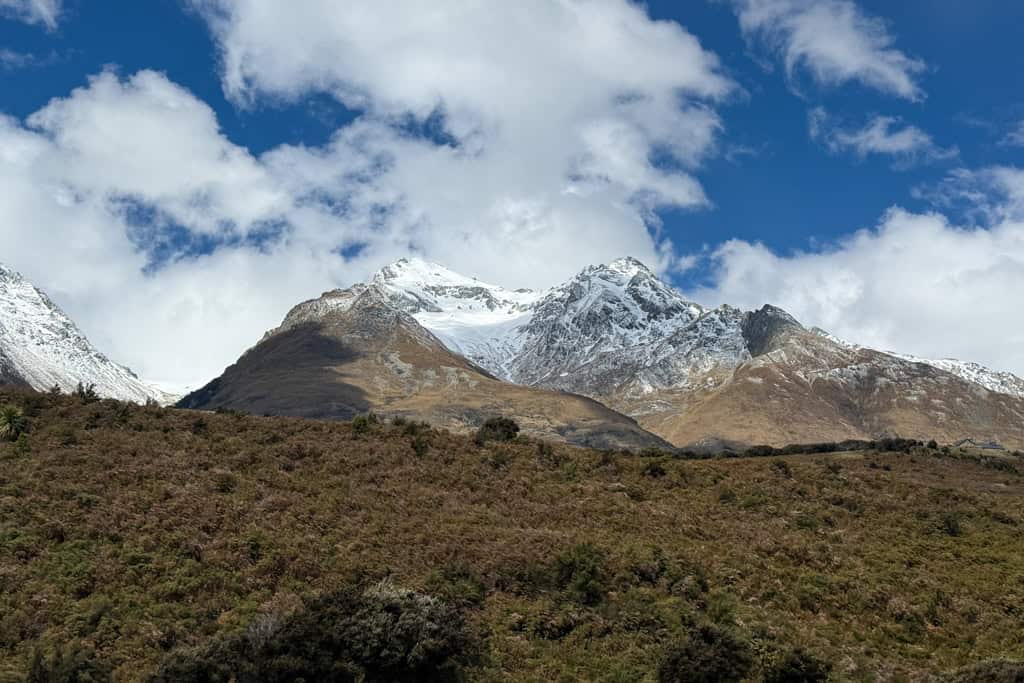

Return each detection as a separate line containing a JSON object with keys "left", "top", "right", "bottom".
{"left": 0, "top": 388, "right": 1022, "bottom": 681}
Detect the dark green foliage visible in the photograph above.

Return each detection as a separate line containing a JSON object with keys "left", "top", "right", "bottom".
{"left": 26, "top": 643, "right": 111, "bottom": 683}
{"left": 475, "top": 417, "right": 520, "bottom": 444}
{"left": 351, "top": 413, "right": 379, "bottom": 434}
{"left": 942, "top": 512, "right": 964, "bottom": 537}
{"left": 411, "top": 434, "right": 430, "bottom": 457}
{"left": 553, "top": 543, "right": 608, "bottom": 606}
{"left": 656, "top": 623, "right": 753, "bottom": 683}
{"left": 764, "top": 647, "right": 831, "bottom": 683}
{"left": 745, "top": 445, "right": 776, "bottom": 458}
{"left": 770, "top": 459, "right": 792, "bottom": 478}
{"left": 0, "top": 403, "right": 28, "bottom": 441}
{"left": 928, "top": 440, "right": 940, "bottom": 450}
{"left": 151, "top": 580, "right": 471, "bottom": 683}
{"left": 73, "top": 382, "right": 99, "bottom": 404}
{"left": 425, "top": 564, "right": 486, "bottom": 608}
{"left": 642, "top": 460, "right": 668, "bottom": 478}
{"left": 942, "top": 659, "right": 1024, "bottom": 682}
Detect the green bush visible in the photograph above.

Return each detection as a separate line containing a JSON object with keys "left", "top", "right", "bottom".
{"left": 26, "top": 644, "right": 111, "bottom": 683}
{"left": 764, "top": 647, "right": 831, "bottom": 683}
{"left": 553, "top": 543, "right": 608, "bottom": 606}
{"left": 474, "top": 417, "right": 520, "bottom": 444}
{"left": 351, "top": 413, "right": 379, "bottom": 434}
{"left": 0, "top": 404, "right": 27, "bottom": 442}
{"left": 152, "top": 579, "right": 471, "bottom": 682}
{"left": 656, "top": 623, "right": 753, "bottom": 683}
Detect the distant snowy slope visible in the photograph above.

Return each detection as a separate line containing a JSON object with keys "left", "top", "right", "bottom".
{"left": 809, "top": 328, "right": 1024, "bottom": 399}
{"left": 0, "top": 263, "right": 175, "bottom": 404}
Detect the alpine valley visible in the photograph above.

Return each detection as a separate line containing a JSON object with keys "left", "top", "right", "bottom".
{"left": 180, "top": 257, "right": 1024, "bottom": 450}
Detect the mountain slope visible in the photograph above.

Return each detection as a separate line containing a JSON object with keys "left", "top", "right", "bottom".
{"left": 0, "top": 263, "right": 174, "bottom": 404}
{"left": 371, "top": 258, "right": 1024, "bottom": 449}
{"left": 179, "top": 284, "right": 670, "bottom": 451}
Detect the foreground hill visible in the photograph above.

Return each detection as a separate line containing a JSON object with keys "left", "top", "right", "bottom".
{"left": 2, "top": 389, "right": 1022, "bottom": 680}
{"left": 0, "top": 263, "right": 173, "bottom": 404}
{"left": 179, "top": 284, "right": 669, "bottom": 451}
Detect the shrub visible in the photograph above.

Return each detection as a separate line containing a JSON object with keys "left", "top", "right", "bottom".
{"left": 771, "top": 459, "right": 792, "bottom": 478}
{"left": 656, "top": 623, "right": 753, "bottom": 683}
{"left": 411, "top": 434, "right": 430, "bottom": 457}
{"left": 27, "top": 643, "right": 111, "bottom": 683}
{"left": 425, "top": 564, "right": 486, "bottom": 608}
{"left": 642, "top": 460, "right": 668, "bottom": 478}
{"left": 152, "top": 579, "right": 471, "bottom": 682}
{"left": 553, "top": 543, "right": 608, "bottom": 606}
{"left": 0, "top": 404, "right": 27, "bottom": 442}
{"left": 941, "top": 512, "right": 964, "bottom": 537}
{"left": 74, "top": 382, "right": 99, "bottom": 404}
{"left": 351, "top": 413, "right": 379, "bottom": 434}
{"left": 941, "top": 659, "right": 1024, "bottom": 682}
{"left": 764, "top": 647, "right": 831, "bottom": 683}
{"left": 475, "top": 417, "right": 520, "bottom": 443}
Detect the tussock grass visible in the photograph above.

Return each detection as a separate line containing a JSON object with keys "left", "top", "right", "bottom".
{"left": 0, "top": 388, "right": 1022, "bottom": 681}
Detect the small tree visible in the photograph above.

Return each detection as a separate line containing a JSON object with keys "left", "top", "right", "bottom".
{"left": 0, "top": 404, "right": 27, "bottom": 442}
{"left": 74, "top": 382, "right": 99, "bottom": 403}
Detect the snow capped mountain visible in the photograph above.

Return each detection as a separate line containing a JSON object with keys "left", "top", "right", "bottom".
{"left": 208, "top": 255, "right": 1024, "bottom": 448}
{"left": 359, "top": 256, "right": 1024, "bottom": 404}
{"left": 0, "top": 263, "right": 175, "bottom": 404}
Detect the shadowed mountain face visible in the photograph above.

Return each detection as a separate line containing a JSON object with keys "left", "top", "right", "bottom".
{"left": 179, "top": 287, "right": 671, "bottom": 451}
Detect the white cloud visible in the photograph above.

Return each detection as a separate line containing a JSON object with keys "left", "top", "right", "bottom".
{"left": 0, "top": 0, "right": 59, "bottom": 28}
{"left": 732, "top": 0, "right": 925, "bottom": 100}
{"left": 2, "top": 2, "right": 736, "bottom": 391}
{"left": 1001, "top": 120, "right": 1024, "bottom": 147}
{"left": 0, "top": 48, "right": 33, "bottom": 69}
{"left": 809, "top": 107, "right": 957, "bottom": 168}
{"left": 688, "top": 172, "right": 1024, "bottom": 375}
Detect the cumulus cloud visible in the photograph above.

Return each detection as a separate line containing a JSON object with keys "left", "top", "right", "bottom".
{"left": 3, "top": 2, "right": 737, "bottom": 391}
{"left": 0, "top": 0, "right": 60, "bottom": 28}
{"left": 809, "top": 107, "right": 957, "bottom": 168}
{"left": 688, "top": 170, "right": 1024, "bottom": 375}
{"left": 731, "top": 0, "right": 925, "bottom": 100}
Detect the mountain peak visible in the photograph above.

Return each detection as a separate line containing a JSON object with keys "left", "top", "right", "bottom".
{"left": 579, "top": 256, "right": 655, "bottom": 282}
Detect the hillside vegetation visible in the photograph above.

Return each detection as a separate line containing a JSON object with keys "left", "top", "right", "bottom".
{"left": 0, "top": 388, "right": 1022, "bottom": 681}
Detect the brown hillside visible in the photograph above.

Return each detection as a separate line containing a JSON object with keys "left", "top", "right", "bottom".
{"left": 1, "top": 389, "right": 1023, "bottom": 680}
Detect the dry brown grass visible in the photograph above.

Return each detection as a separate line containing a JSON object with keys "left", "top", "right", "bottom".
{"left": 0, "top": 388, "right": 1022, "bottom": 681}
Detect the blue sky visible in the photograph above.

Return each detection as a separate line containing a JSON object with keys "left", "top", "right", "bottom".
{"left": 2, "top": 0, "right": 1023, "bottom": 388}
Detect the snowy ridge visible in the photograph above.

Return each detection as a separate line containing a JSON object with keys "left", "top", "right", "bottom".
{"left": 809, "top": 328, "right": 1024, "bottom": 399}
{"left": 890, "top": 354, "right": 1024, "bottom": 399}
{"left": 0, "top": 263, "right": 175, "bottom": 404}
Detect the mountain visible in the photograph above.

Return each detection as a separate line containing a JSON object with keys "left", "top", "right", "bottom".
{"left": 178, "top": 283, "right": 670, "bottom": 451}
{"left": 368, "top": 257, "right": 1024, "bottom": 449}
{"left": 0, "top": 263, "right": 174, "bottom": 404}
